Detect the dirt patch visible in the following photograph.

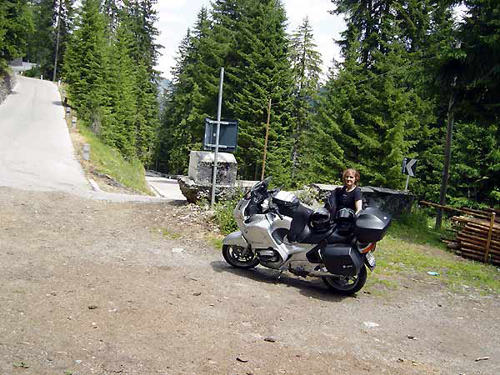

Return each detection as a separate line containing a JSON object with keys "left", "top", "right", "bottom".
{"left": 1, "top": 187, "right": 499, "bottom": 374}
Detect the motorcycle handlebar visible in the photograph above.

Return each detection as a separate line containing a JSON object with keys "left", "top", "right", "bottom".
{"left": 269, "top": 203, "right": 284, "bottom": 220}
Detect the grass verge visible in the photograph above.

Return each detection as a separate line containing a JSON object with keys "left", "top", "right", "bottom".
{"left": 372, "top": 211, "right": 500, "bottom": 295}
{"left": 73, "top": 121, "right": 152, "bottom": 195}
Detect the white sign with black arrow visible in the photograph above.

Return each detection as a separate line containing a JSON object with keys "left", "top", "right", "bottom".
{"left": 402, "top": 157, "right": 417, "bottom": 191}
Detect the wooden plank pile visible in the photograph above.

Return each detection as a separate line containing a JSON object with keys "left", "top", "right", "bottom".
{"left": 451, "top": 215, "right": 500, "bottom": 265}
{"left": 421, "top": 201, "right": 500, "bottom": 265}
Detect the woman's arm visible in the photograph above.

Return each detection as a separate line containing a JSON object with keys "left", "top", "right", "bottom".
{"left": 354, "top": 187, "right": 362, "bottom": 213}
{"left": 354, "top": 199, "right": 362, "bottom": 213}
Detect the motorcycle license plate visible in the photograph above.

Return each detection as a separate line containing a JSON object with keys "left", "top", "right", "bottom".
{"left": 365, "top": 252, "right": 376, "bottom": 267}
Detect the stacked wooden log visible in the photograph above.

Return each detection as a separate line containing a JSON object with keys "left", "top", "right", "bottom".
{"left": 450, "top": 215, "right": 500, "bottom": 265}
{"left": 420, "top": 201, "right": 500, "bottom": 265}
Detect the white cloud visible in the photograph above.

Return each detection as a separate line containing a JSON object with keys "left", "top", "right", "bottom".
{"left": 154, "top": 0, "right": 345, "bottom": 80}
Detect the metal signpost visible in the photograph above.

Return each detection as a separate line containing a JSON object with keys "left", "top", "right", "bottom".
{"left": 402, "top": 157, "right": 417, "bottom": 192}
{"left": 211, "top": 67, "right": 225, "bottom": 208}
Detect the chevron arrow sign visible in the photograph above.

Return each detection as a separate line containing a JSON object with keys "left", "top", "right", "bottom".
{"left": 402, "top": 158, "right": 417, "bottom": 177}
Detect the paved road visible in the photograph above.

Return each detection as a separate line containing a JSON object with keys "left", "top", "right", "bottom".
{"left": 146, "top": 176, "right": 186, "bottom": 201}
{"left": 0, "top": 76, "right": 90, "bottom": 194}
{"left": 0, "top": 76, "right": 181, "bottom": 202}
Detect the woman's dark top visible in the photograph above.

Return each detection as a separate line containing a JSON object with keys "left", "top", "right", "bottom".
{"left": 326, "top": 186, "right": 362, "bottom": 217}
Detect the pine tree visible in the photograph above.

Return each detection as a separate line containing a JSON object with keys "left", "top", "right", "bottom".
{"left": 451, "top": 0, "right": 500, "bottom": 205}
{"left": 157, "top": 8, "right": 218, "bottom": 174}
{"left": 63, "top": 0, "right": 107, "bottom": 123}
{"left": 449, "top": 121, "right": 500, "bottom": 206}
{"left": 24, "top": 0, "right": 74, "bottom": 80}
{"left": 25, "top": 0, "right": 54, "bottom": 76}
{"left": 53, "top": 0, "right": 75, "bottom": 80}
{"left": 0, "top": 0, "right": 33, "bottom": 71}
{"left": 155, "top": 31, "right": 193, "bottom": 173}
{"left": 159, "top": 0, "right": 295, "bottom": 184}
{"left": 223, "top": 0, "right": 295, "bottom": 184}
{"left": 101, "top": 0, "right": 121, "bottom": 36}
{"left": 289, "top": 17, "right": 323, "bottom": 184}
{"left": 458, "top": 0, "right": 500, "bottom": 124}
{"left": 321, "top": 0, "right": 436, "bottom": 188}
{"left": 126, "top": 0, "right": 161, "bottom": 164}
{"left": 410, "top": 3, "right": 457, "bottom": 202}
{"left": 100, "top": 9, "right": 137, "bottom": 158}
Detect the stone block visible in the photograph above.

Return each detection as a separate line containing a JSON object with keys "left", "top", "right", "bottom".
{"left": 178, "top": 176, "right": 256, "bottom": 204}
{"left": 188, "top": 151, "right": 237, "bottom": 186}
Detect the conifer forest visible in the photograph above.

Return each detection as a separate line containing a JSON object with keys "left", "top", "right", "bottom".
{"left": 1, "top": 0, "right": 499, "bottom": 208}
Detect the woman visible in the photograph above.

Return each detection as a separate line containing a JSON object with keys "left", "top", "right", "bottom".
{"left": 326, "top": 168, "right": 363, "bottom": 217}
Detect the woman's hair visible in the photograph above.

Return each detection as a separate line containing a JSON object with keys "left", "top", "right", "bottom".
{"left": 342, "top": 168, "right": 360, "bottom": 185}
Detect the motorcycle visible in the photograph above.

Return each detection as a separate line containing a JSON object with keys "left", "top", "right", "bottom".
{"left": 222, "top": 177, "right": 392, "bottom": 295}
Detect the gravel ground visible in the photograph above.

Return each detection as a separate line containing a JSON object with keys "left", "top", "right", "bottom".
{"left": 1, "top": 187, "right": 499, "bottom": 375}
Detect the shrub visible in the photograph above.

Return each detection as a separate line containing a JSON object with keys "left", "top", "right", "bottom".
{"left": 213, "top": 198, "right": 240, "bottom": 235}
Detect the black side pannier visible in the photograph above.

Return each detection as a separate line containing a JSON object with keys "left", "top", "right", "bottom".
{"left": 354, "top": 207, "right": 392, "bottom": 243}
{"left": 322, "top": 244, "right": 363, "bottom": 277}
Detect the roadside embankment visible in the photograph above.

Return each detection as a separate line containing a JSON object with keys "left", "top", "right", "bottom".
{"left": 0, "top": 70, "right": 16, "bottom": 104}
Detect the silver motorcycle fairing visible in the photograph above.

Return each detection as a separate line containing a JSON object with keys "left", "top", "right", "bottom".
{"left": 225, "top": 193, "right": 326, "bottom": 271}
{"left": 222, "top": 230, "right": 248, "bottom": 248}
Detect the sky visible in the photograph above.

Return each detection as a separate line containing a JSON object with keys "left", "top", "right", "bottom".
{"left": 154, "top": 0, "right": 346, "bottom": 80}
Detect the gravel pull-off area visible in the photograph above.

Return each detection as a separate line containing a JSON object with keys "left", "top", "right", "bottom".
{"left": 1, "top": 187, "right": 499, "bottom": 375}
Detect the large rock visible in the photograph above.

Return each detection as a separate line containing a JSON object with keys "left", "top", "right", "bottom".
{"left": 178, "top": 176, "right": 256, "bottom": 204}
{"left": 310, "top": 184, "right": 415, "bottom": 218}
{"left": 188, "top": 151, "right": 237, "bottom": 186}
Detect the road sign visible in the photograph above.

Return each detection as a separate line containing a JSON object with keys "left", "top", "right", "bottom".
{"left": 203, "top": 118, "right": 238, "bottom": 152}
{"left": 402, "top": 158, "right": 417, "bottom": 177}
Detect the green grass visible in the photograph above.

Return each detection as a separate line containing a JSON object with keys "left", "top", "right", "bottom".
{"left": 207, "top": 235, "right": 223, "bottom": 250}
{"left": 150, "top": 227, "right": 182, "bottom": 239}
{"left": 160, "top": 228, "right": 181, "bottom": 239}
{"left": 78, "top": 124, "right": 152, "bottom": 195}
{"left": 387, "top": 209, "right": 446, "bottom": 247}
{"left": 373, "top": 210, "right": 500, "bottom": 294}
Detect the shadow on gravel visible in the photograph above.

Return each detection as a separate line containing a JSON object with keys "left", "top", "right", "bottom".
{"left": 165, "top": 200, "right": 187, "bottom": 207}
{"left": 52, "top": 100, "right": 63, "bottom": 106}
{"left": 210, "top": 260, "right": 350, "bottom": 303}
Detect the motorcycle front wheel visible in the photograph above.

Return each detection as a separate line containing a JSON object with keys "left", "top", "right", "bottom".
{"left": 322, "top": 265, "right": 367, "bottom": 295}
{"left": 222, "top": 245, "right": 260, "bottom": 269}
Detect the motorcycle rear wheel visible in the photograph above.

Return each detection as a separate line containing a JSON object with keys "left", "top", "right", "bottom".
{"left": 322, "top": 265, "right": 367, "bottom": 295}
{"left": 222, "top": 245, "right": 260, "bottom": 269}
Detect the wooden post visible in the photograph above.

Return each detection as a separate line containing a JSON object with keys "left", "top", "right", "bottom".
{"left": 261, "top": 98, "right": 271, "bottom": 181}
{"left": 436, "top": 76, "right": 457, "bottom": 230}
{"left": 484, "top": 212, "right": 496, "bottom": 263}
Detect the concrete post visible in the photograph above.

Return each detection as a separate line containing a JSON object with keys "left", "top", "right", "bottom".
{"left": 83, "top": 144, "right": 90, "bottom": 161}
